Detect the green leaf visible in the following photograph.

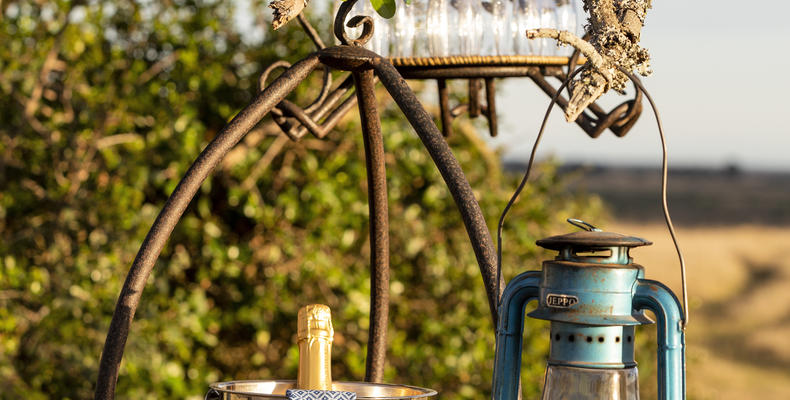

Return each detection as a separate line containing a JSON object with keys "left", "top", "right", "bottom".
{"left": 370, "top": 0, "right": 396, "bottom": 19}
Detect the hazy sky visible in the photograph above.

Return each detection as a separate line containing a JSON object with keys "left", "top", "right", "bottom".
{"left": 496, "top": 1, "right": 790, "bottom": 171}
{"left": 242, "top": 0, "right": 790, "bottom": 170}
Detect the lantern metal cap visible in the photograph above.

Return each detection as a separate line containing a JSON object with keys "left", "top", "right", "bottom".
{"left": 536, "top": 219, "right": 652, "bottom": 251}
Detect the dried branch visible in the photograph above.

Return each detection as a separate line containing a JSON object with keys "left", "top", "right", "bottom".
{"left": 529, "top": 0, "right": 652, "bottom": 122}
{"left": 221, "top": 121, "right": 282, "bottom": 170}
{"left": 269, "top": 0, "right": 309, "bottom": 30}
{"left": 95, "top": 133, "right": 143, "bottom": 149}
{"left": 241, "top": 134, "right": 289, "bottom": 191}
{"left": 137, "top": 51, "right": 180, "bottom": 84}
{"left": 527, "top": 28, "right": 609, "bottom": 78}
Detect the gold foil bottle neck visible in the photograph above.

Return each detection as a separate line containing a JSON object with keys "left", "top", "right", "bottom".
{"left": 296, "top": 304, "right": 334, "bottom": 390}
{"left": 298, "top": 304, "right": 334, "bottom": 341}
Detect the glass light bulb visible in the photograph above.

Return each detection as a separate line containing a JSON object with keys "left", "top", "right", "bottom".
{"left": 393, "top": 0, "right": 416, "bottom": 57}
{"left": 412, "top": 0, "right": 430, "bottom": 57}
{"left": 427, "top": 0, "right": 451, "bottom": 56}
{"left": 454, "top": 0, "right": 482, "bottom": 55}
{"left": 482, "top": 0, "right": 512, "bottom": 56}
{"left": 553, "top": 0, "right": 578, "bottom": 56}
{"left": 512, "top": 0, "right": 541, "bottom": 55}
{"left": 538, "top": 0, "right": 557, "bottom": 56}
{"left": 481, "top": 1, "right": 495, "bottom": 56}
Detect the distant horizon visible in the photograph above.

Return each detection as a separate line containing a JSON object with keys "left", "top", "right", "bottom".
{"left": 500, "top": 155, "right": 790, "bottom": 174}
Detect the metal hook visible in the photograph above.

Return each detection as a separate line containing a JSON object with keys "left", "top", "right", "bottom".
{"left": 333, "top": 0, "right": 375, "bottom": 47}
{"left": 566, "top": 218, "right": 602, "bottom": 232}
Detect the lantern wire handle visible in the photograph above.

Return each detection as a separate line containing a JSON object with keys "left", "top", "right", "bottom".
{"left": 495, "top": 66, "right": 587, "bottom": 312}
{"left": 618, "top": 67, "right": 689, "bottom": 329}
{"left": 566, "top": 218, "right": 602, "bottom": 232}
{"left": 495, "top": 66, "right": 689, "bottom": 330}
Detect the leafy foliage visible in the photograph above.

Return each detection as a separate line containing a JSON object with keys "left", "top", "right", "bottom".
{"left": 341, "top": 0, "right": 397, "bottom": 19}
{"left": 367, "top": 0, "right": 396, "bottom": 19}
{"left": 0, "top": 1, "right": 633, "bottom": 400}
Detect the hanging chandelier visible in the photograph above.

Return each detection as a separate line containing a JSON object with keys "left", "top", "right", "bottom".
{"left": 267, "top": 0, "right": 644, "bottom": 140}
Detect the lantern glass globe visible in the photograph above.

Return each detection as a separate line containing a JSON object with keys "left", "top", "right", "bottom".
{"left": 542, "top": 365, "right": 640, "bottom": 400}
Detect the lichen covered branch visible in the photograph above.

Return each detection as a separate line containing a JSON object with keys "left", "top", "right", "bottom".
{"left": 269, "top": 0, "right": 309, "bottom": 30}
{"left": 531, "top": 0, "right": 653, "bottom": 122}
{"left": 526, "top": 28, "right": 609, "bottom": 80}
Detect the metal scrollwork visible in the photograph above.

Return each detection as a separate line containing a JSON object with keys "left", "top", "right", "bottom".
{"left": 259, "top": 60, "right": 294, "bottom": 92}
{"left": 333, "top": 0, "right": 374, "bottom": 46}
{"left": 258, "top": 60, "right": 357, "bottom": 141}
{"left": 565, "top": 40, "right": 643, "bottom": 138}
{"left": 258, "top": 51, "right": 350, "bottom": 141}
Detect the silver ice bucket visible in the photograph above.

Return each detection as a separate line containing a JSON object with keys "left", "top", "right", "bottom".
{"left": 206, "top": 380, "right": 437, "bottom": 399}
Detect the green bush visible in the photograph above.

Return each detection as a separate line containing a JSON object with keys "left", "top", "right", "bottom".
{"left": 0, "top": 1, "right": 619, "bottom": 399}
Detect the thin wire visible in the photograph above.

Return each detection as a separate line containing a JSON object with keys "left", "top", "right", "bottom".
{"left": 495, "top": 66, "right": 587, "bottom": 310}
{"left": 618, "top": 67, "right": 689, "bottom": 328}
{"left": 495, "top": 66, "right": 689, "bottom": 329}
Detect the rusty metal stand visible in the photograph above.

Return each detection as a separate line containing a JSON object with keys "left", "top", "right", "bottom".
{"left": 94, "top": 54, "right": 322, "bottom": 400}
{"left": 397, "top": 60, "right": 642, "bottom": 139}
{"left": 95, "top": 44, "right": 504, "bottom": 400}
{"left": 94, "top": 3, "right": 649, "bottom": 397}
{"left": 353, "top": 69, "right": 390, "bottom": 383}
{"left": 368, "top": 54, "right": 503, "bottom": 321}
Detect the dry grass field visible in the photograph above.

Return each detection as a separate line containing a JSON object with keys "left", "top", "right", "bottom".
{"left": 610, "top": 223, "right": 790, "bottom": 399}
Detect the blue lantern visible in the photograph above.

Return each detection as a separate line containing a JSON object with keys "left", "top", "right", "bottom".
{"left": 491, "top": 220, "right": 685, "bottom": 400}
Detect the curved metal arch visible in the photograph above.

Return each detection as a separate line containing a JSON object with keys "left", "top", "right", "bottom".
{"left": 95, "top": 46, "right": 502, "bottom": 399}
{"left": 94, "top": 54, "right": 322, "bottom": 400}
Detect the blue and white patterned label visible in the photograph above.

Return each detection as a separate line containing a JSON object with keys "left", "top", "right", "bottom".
{"left": 285, "top": 389, "right": 357, "bottom": 400}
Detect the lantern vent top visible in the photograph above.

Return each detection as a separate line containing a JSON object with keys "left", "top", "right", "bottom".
{"left": 537, "top": 219, "right": 652, "bottom": 251}
{"left": 537, "top": 219, "right": 652, "bottom": 265}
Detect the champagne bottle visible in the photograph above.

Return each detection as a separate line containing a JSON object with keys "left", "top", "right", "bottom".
{"left": 296, "top": 304, "right": 334, "bottom": 391}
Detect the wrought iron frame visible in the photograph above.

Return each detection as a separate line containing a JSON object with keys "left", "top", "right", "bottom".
{"left": 94, "top": 3, "right": 646, "bottom": 398}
